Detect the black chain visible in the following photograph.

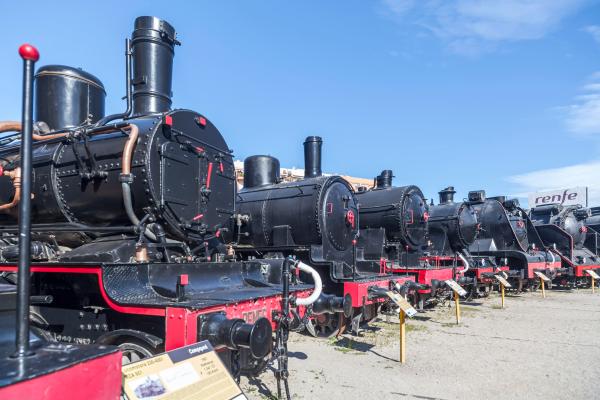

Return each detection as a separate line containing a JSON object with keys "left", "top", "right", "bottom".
{"left": 272, "top": 257, "right": 293, "bottom": 400}
{"left": 230, "top": 350, "right": 241, "bottom": 384}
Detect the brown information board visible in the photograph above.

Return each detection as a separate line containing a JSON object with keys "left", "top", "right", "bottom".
{"left": 122, "top": 341, "right": 247, "bottom": 400}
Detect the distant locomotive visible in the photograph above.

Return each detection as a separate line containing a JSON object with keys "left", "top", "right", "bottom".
{"left": 530, "top": 203, "right": 600, "bottom": 286}
{"left": 232, "top": 138, "right": 414, "bottom": 336}
{"left": 0, "top": 16, "right": 320, "bottom": 381}
{"left": 585, "top": 207, "right": 600, "bottom": 255}
{"left": 426, "top": 187, "right": 501, "bottom": 298}
{"left": 468, "top": 192, "right": 564, "bottom": 289}
{"left": 355, "top": 177, "right": 477, "bottom": 308}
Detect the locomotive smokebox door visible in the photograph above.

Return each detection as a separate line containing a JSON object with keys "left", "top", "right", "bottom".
{"left": 154, "top": 111, "right": 235, "bottom": 240}
{"left": 159, "top": 140, "right": 200, "bottom": 230}
{"left": 322, "top": 182, "right": 358, "bottom": 252}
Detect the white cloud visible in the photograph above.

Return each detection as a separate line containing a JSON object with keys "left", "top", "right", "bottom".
{"left": 584, "top": 25, "right": 600, "bottom": 43}
{"left": 382, "top": 0, "right": 589, "bottom": 53}
{"left": 507, "top": 161, "right": 600, "bottom": 206}
{"left": 565, "top": 72, "right": 600, "bottom": 135}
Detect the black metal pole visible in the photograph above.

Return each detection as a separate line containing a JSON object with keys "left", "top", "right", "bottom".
{"left": 14, "top": 44, "right": 39, "bottom": 358}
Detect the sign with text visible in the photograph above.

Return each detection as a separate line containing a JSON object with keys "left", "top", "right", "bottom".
{"left": 445, "top": 280, "right": 467, "bottom": 297}
{"left": 586, "top": 269, "right": 600, "bottom": 279}
{"left": 528, "top": 187, "right": 587, "bottom": 208}
{"left": 534, "top": 271, "right": 551, "bottom": 282}
{"left": 494, "top": 275, "right": 512, "bottom": 288}
{"left": 122, "top": 341, "right": 247, "bottom": 400}
{"left": 386, "top": 291, "right": 418, "bottom": 317}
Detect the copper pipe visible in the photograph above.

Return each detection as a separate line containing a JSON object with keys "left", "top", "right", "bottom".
{"left": 121, "top": 124, "right": 139, "bottom": 175}
{"left": 0, "top": 120, "right": 69, "bottom": 141}
{"left": 0, "top": 167, "right": 21, "bottom": 211}
{"left": 0, "top": 121, "right": 21, "bottom": 133}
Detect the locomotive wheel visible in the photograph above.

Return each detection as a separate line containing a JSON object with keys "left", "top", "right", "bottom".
{"left": 241, "top": 357, "right": 269, "bottom": 377}
{"left": 29, "top": 308, "right": 54, "bottom": 341}
{"left": 118, "top": 340, "right": 155, "bottom": 365}
{"left": 311, "top": 313, "right": 344, "bottom": 338}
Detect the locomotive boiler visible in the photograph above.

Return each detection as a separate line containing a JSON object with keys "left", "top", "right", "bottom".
{"left": 232, "top": 138, "right": 414, "bottom": 336}
{"left": 0, "top": 16, "right": 321, "bottom": 385}
{"left": 530, "top": 203, "right": 600, "bottom": 285}
{"left": 356, "top": 170, "right": 429, "bottom": 267}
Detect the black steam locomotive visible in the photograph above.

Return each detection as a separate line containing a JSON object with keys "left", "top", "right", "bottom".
{"left": 530, "top": 203, "right": 600, "bottom": 286}
{"left": 425, "top": 187, "right": 502, "bottom": 299}
{"left": 231, "top": 139, "right": 415, "bottom": 336}
{"left": 468, "top": 191, "right": 564, "bottom": 289}
{"left": 585, "top": 207, "right": 600, "bottom": 254}
{"left": 0, "top": 16, "right": 321, "bottom": 382}
{"left": 356, "top": 180, "right": 479, "bottom": 307}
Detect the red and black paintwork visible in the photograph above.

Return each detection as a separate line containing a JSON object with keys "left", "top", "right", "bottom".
{"left": 0, "top": 260, "right": 312, "bottom": 369}
{"left": 232, "top": 147, "right": 413, "bottom": 332}
{"left": 0, "top": 283, "right": 122, "bottom": 400}
{"left": 1, "top": 43, "right": 121, "bottom": 400}
{"left": 530, "top": 204, "right": 600, "bottom": 286}
{"left": 468, "top": 193, "right": 568, "bottom": 289}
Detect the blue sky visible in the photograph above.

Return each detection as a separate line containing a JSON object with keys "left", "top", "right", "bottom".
{"left": 1, "top": 1, "right": 599, "bottom": 206}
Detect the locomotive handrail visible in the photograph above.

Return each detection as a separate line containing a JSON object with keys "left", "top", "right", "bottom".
{"left": 170, "top": 127, "right": 232, "bottom": 155}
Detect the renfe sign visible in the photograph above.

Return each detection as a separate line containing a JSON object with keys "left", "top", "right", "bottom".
{"left": 528, "top": 187, "right": 588, "bottom": 207}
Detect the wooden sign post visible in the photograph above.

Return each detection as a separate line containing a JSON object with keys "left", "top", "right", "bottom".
{"left": 445, "top": 280, "right": 467, "bottom": 325}
{"left": 494, "top": 275, "right": 512, "bottom": 309}
{"left": 586, "top": 270, "right": 600, "bottom": 294}
{"left": 534, "top": 271, "right": 551, "bottom": 298}
{"left": 386, "top": 291, "right": 417, "bottom": 364}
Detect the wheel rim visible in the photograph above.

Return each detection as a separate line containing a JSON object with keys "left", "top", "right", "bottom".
{"left": 119, "top": 342, "right": 154, "bottom": 365}
{"left": 313, "top": 313, "right": 343, "bottom": 338}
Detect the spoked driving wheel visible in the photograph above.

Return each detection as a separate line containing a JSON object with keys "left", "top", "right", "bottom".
{"left": 119, "top": 341, "right": 154, "bottom": 365}
{"left": 309, "top": 313, "right": 344, "bottom": 338}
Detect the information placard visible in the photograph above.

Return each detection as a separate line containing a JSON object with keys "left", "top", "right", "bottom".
{"left": 534, "top": 271, "right": 551, "bottom": 282}
{"left": 445, "top": 279, "right": 467, "bottom": 297}
{"left": 585, "top": 269, "right": 600, "bottom": 279}
{"left": 494, "top": 275, "right": 512, "bottom": 288}
{"left": 386, "top": 291, "right": 418, "bottom": 317}
{"left": 122, "top": 341, "right": 247, "bottom": 400}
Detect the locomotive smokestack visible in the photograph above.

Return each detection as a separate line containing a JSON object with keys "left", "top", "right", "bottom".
{"left": 304, "top": 136, "right": 322, "bottom": 178}
{"left": 439, "top": 186, "right": 456, "bottom": 204}
{"left": 376, "top": 170, "right": 393, "bottom": 189}
{"left": 131, "top": 16, "right": 179, "bottom": 116}
{"left": 243, "top": 155, "right": 280, "bottom": 188}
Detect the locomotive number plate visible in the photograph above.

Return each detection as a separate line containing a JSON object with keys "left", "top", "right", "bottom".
{"left": 534, "top": 271, "right": 551, "bottom": 282}
{"left": 494, "top": 275, "right": 512, "bottom": 288}
{"left": 444, "top": 279, "right": 467, "bottom": 297}
{"left": 586, "top": 270, "right": 600, "bottom": 279}
{"left": 385, "top": 291, "right": 417, "bottom": 318}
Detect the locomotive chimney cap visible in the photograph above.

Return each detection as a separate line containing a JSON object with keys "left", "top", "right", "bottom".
{"left": 134, "top": 16, "right": 176, "bottom": 38}
{"left": 438, "top": 186, "right": 456, "bottom": 204}
{"left": 304, "top": 136, "right": 322, "bottom": 143}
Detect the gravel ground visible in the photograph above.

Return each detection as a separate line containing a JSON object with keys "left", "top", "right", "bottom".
{"left": 241, "top": 289, "right": 600, "bottom": 400}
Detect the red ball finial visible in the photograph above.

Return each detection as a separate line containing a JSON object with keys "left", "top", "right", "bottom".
{"left": 18, "top": 44, "right": 39, "bottom": 61}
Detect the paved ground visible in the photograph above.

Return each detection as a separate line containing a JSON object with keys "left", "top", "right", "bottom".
{"left": 241, "top": 289, "right": 600, "bottom": 399}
